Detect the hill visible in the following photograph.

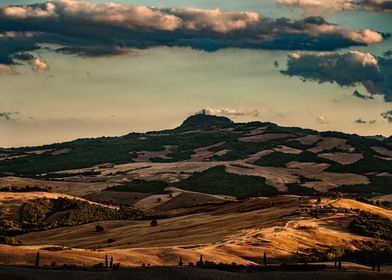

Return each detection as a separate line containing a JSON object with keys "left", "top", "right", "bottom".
{"left": 0, "top": 114, "right": 390, "bottom": 199}
{"left": 1, "top": 114, "right": 392, "bottom": 272}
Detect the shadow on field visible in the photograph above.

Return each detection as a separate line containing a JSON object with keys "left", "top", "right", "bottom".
{"left": 0, "top": 265, "right": 391, "bottom": 280}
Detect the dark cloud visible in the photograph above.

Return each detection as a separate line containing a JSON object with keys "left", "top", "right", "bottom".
{"left": 355, "top": 118, "right": 367, "bottom": 124}
{"left": 0, "top": 112, "right": 19, "bottom": 121}
{"left": 354, "top": 118, "right": 377, "bottom": 124}
{"left": 381, "top": 110, "right": 392, "bottom": 122}
{"left": 281, "top": 51, "right": 392, "bottom": 102}
{"left": 353, "top": 90, "right": 374, "bottom": 100}
{"left": 0, "top": 0, "right": 385, "bottom": 68}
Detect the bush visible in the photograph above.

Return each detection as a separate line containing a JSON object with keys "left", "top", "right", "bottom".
{"left": 150, "top": 220, "right": 158, "bottom": 227}
{"left": 95, "top": 225, "right": 104, "bottom": 232}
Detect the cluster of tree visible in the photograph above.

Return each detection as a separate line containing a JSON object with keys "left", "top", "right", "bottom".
{"left": 349, "top": 211, "right": 392, "bottom": 241}
{"left": 356, "top": 196, "right": 387, "bottom": 207}
{"left": 21, "top": 197, "right": 155, "bottom": 229}
{"left": 0, "top": 197, "right": 156, "bottom": 245}
{"left": 0, "top": 235, "right": 21, "bottom": 246}
{"left": 0, "top": 186, "right": 50, "bottom": 192}
{"left": 175, "top": 166, "right": 279, "bottom": 199}
{"left": 297, "top": 241, "right": 392, "bottom": 270}
{"left": 106, "top": 179, "right": 169, "bottom": 193}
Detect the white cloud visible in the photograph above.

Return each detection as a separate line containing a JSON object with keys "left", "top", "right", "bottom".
{"left": 202, "top": 107, "right": 260, "bottom": 118}
{"left": 277, "top": 0, "right": 392, "bottom": 14}
{"left": 31, "top": 58, "right": 49, "bottom": 72}
{"left": 317, "top": 114, "right": 329, "bottom": 124}
{"left": 0, "top": 64, "right": 18, "bottom": 75}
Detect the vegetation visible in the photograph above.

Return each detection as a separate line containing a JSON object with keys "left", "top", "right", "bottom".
{"left": 349, "top": 211, "right": 392, "bottom": 241}
{"left": 297, "top": 241, "right": 392, "bottom": 268}
{"left": 20, "top": 197, "right": 155, "bottom": 229}
{"left": 255, "top": 151, "right": 330, "bottom": 167}
{"left": 35, "top": 252, "right": 40, "bottom": 267}
{"left": 175, "top": 166, "right": 279, "bottom": 199}
{"left": 0, "top": 235, "right": 21, "bottom": 245}
{"left": 95, "top": 225, "right": 104, "bottom": 232}
{"left": 106, "top": 180, "right": 169, "bottom": 193}
{"left": 179, "top": 113, "right": 233, "bottom": 128}
{"left": 327, "top": 154, "right": 392, "bottom": 174}
{"left": 0, "top": 197, "right": 156, "bottom": 244}
{"left": 0, "top": 186, "right": 51, "bottom": 192}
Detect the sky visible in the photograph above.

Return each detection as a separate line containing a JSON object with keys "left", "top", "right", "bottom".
{"left": 0, "top": 0, "right": 391, "bottom": 147}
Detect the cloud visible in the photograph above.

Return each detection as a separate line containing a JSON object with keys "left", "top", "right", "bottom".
{"left": 0, "top": 111, "right": 19, "bottom": 121}
{"left": 352, "top": 89, "right": 374, "bottom": 100}
{"left": 281, "top": 51, "right": 392, "bottom": 102}
{"left": 0, "top": 64, "right": 18, "bottom": 74}
{"left": 30, "top": 57, "right": 48, "bottom": 71}
{"left": 355, "top": 118, "right": 377, "bottom": 124}
{"left": 277, "top": 0, "right": 392, "bottom": 14}
{"left": 381, "top": 110, "right": 392, "bottom": 122}
{"left": 0, "top": 0, "right": 385, "bottom": 66}
{"left": 201, "top": 108, "right": 260, "bottom": 118}
{"left": 317, "top": 114, "right": 329, "bottom": 124}
{"left": 355, "top": 118, "right": 367, "bottom": 124}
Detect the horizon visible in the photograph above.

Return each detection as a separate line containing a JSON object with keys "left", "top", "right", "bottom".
{"left": 2, "top": 111, "right": 390, "bottom": 149}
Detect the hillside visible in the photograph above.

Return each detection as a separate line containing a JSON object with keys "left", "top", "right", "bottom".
{"left": 0, "top": 113, "right": 391, "bottom": 199}
{"left": 1, "top": 114, "right": 392, "bottom": 273}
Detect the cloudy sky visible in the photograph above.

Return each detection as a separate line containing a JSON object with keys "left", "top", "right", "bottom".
{"left": 0, "top": 0, "right": 391, "bottom": 147}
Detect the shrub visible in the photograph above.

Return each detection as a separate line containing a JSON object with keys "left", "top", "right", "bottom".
{"left": 95, "top": 225, "right": 104, "bottom": 232}
{"left": 0, "top": 235, "right": 21, "bottom": 246}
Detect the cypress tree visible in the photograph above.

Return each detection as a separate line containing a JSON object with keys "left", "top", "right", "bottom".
{"left": 35, "top": 251, "right": 40, "bottom": 267}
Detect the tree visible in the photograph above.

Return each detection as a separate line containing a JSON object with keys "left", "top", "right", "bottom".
{"left": 105, "top": 254, "right": 108, "bottom": 269}
{"left": 35, "top": 251, "right": 40, "bottom": 267}
{"left": 178, "top": 257, "right": 183, "bottom": 266}
{"left": 150, "top": 220, "right": 158, "bottom": 227}
{"left": 328, "top": 246, "right": 344, "bottom": 269}
{"left": 263, "top": 252, "right": 267, "bottom": 267}
{"left": 197, "top": 255, "right": 203, "bottom": 267}
{"left": 333, "top": 192, "right": 343, "bottom": 199}
{"left": 110, "top": 256, "right": 113, "bottom": 269}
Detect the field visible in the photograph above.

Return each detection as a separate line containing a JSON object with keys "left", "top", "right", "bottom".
{"left": 1, "top": 265, "right": 392, "bottom": 280}
{"left": 1, "top": 114, "right": 392, "bottom": 276}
